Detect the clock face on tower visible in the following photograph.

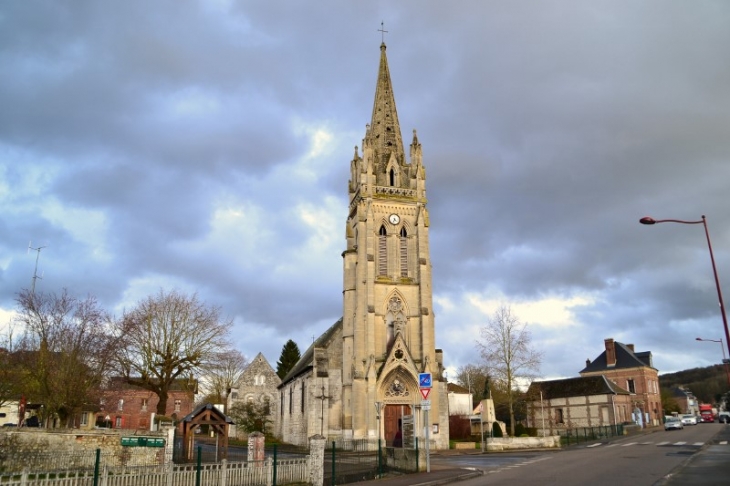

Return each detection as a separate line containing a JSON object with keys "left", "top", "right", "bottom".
{"left": 389, "top": 214, "right": 400, "bottom": 224}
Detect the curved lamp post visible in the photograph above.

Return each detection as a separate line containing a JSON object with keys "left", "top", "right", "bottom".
{"left": 696, "top": 337, "right": 730, "bottom": 386}
{"left": 640, "top": 215, "right": 730, "bottom": 363}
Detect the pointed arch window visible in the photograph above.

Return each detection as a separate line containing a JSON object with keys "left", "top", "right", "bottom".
{"left": 389, "top": 168, "right": 396, "bottom": 186}
{"left": 399, "top": 227, "right": 408, "bottom": 277}
{"left": 378, "top": 226, "right": 387, "bottom": 275}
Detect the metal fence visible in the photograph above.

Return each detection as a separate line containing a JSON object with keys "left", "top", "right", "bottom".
{"left": 558, "top": 424, "right": 625, "bottom": 446}
{"left": 0, "top": 448, "right": 310, "bottom": 486}
{"left": 324, "top": 440, "right": 382, "bottom": 486}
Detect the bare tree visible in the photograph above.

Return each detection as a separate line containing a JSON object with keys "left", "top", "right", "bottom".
{"left": 476, "top": 304, "right": 542, "bottom": 436}
{"left": 199, "top": 349, "right": 248, "bottom": 406}
{"left": 454, "top": 364, "right": 489, "bottom": 412}
{"left": 113, "top": 289, "right": 232, "bottom": 415}
{"left": 14, "top": 289, "right": 115, "bottom": 427}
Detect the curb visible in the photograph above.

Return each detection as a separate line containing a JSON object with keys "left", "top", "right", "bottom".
{"left": 407, "top": 469, "right": 484, "bottom": 486}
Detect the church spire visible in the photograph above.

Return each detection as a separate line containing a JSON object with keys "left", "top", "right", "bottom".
{"left": 368, "top": 43, "right": 405, "bottom": 170}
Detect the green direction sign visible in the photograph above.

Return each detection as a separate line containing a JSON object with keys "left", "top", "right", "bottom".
{"left": 121, "top": 437, "right": 166, "bottom": 448}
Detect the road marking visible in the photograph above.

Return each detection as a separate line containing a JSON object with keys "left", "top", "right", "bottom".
{"left": 720, "top": 441, "right": 728, "bottom": 445}
{"left": 587, "top": 443, "right": 602, "bottom": 448}
{"left": 657, "top": 441, "right": 670, "bottom": 445}
{"left": 674, "top": 442, "right": 687, "bottom": 446}
{"left": 640, "top": 442, "right": 653, "bottom": 445}
{"left": 622, "top": 442, "right": 638, "bottom": 447}
{"left": 693, "top": 442, "right": 704, "bottom": 446}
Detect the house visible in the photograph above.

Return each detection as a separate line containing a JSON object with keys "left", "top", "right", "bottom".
{"left": 95, "top": 378, "right": 196, "bottom": 430}
{"left": 447, "top": 383, "right": 473, "bottom": 416}
{"left": 579, "top": 338, "right": 662, "bottom": 427}
{"left": 525, "top": 376, "right": 633, "bottom": 435}
{"left": 227, "top": 353, "right": 280, "bottom": 438}
{"left": 669, "top": 386, "right": 699, "bottom": 415}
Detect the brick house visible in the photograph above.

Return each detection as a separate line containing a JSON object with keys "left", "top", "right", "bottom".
{"left": 95, "top": 379, "right": 196, "bottom": 430}
{"left": 525, "top": 375, "right": 633, "bottom": 435}
{"left": 579, "top": 338, "right": 662, "bottom": 427}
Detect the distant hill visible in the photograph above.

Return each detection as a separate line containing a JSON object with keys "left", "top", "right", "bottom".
{"left": 659, "top": 364, "right": 729, "bottom": 404}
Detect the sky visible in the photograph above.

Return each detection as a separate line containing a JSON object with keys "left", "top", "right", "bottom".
{"left": 2, "top": 1, "right": 730, "bottom": 384}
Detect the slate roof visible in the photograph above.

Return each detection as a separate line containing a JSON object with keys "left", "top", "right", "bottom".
{"left": 526, "top": 375, "right": 632, "bottom": 400}
{"left": 579, "top": 341, "right": 656, "bottom": 373}
{"left": 279, "top": 318, "right": 343, "bottom": 387}
{"left": 180, "top": 402, "right": 234, "bottom": 424}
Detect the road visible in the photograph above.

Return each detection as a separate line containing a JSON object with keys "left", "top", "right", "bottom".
{"left": 431, "top": 423, "right": 728, "bottom": 486}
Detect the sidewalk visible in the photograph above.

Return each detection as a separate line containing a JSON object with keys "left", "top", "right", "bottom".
{"left": 347, "top": 467, "right": 483, "bottom": 486}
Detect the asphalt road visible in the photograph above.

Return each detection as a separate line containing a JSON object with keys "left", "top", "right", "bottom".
{"left": 431, "top": 423, "right": 728, "bottom": 486}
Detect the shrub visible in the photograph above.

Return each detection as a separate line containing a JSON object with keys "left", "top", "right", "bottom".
{"left": 492, "top": 422, "right": 503, "bottom": 438}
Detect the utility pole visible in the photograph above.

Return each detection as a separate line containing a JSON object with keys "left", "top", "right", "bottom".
{"left": 28, "top": 242, "right": 46, "bottom": 295}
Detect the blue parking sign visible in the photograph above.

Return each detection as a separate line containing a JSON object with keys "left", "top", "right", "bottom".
{"left": 419, "top": 373, "right": 432, "bottom": 388}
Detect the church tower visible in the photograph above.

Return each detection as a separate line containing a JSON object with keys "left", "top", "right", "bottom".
{"left": 341, "top": 42, "right": 449, "bottom": 448}
{"left": 274, "top": 41, "right": 448, "bottom": 450}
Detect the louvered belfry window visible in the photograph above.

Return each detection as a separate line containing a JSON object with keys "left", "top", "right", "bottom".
{"left": 400, "top": 227, "right": 408, "bottom": 276}
{"left": 378, "top": 226, "right": 387, "bottom": 275}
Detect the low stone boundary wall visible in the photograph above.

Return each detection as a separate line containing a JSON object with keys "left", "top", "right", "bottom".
{"left": 453, "top": 442, "right": 476, "bottom": 450}
{"left": 0, "top": 428, "right": 173, "bottom": 473}
{"left": 484, "top": 436, "right": 560, "bottom": 451}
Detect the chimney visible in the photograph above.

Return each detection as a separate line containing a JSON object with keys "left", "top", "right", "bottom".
{"left": 586, "top": 359, "right": 591, "bottom": 367}
{"left": 627, "top": 344, "right": 635, "bottom": 353}
{"left": 605, "top": 338, "right": 616, "bottom": 367}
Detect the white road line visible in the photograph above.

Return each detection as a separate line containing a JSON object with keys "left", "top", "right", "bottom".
{"left": 587, "top": 443, "right": 602, "bottom": 448}
{"left": 657, "top": 441, "right": 670, "bottom": 445}
{"left": 640, "top": 442, "right": 653, "bottom": 445}
{"left": 606, "top": 444, "right": 620, "bottom": 448}
{"left": 622, "top": 442, "right": 638, "bottom": 447}
{"left": 720, "top": 441, "right": 728, "bottom": 445}
{"left": 693, "top": 442, "right": 704, "bottom": 446}
{"left": 674, "top": 442, "right": 687, "bottom": 446}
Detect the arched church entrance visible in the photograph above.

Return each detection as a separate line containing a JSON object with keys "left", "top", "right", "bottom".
{"left": 384, "top": 404, "right": 412, "bottom": 446}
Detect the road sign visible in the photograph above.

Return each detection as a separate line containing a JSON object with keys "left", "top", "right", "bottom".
{"left": 420, "top": 388, "right": 431, "bottom": 400}
{"left": 421, "top": 399, "right": 431, "bottom": 410}
{"left": 419, "top": 372, "right": 432, "bottom": 388}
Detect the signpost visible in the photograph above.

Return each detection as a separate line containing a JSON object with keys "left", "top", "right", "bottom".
{"left": 418, "top": 373, "right": 432, "bottom": 473}
{"left": 121, "top": 437, "right": 165, "bottom": 448}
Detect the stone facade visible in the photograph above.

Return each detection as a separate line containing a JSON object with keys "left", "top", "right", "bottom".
{"left": 276, "top": 42, "right": 449, "bottom": 449}
{"left": 0, "top": 428, "right": 173, "bottom": 473}
{"left": 526, "top": 376, "right": 635, "bottom": 434}
{"left": 227, "top": 353, "right": 280, "bottom": 439}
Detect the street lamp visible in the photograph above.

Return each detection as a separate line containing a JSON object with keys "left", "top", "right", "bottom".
{"left": 639, "top": 215, "right": 730, "bottom": 362}
{"left": 695, "top": 337, "right": 730, "bottom": 386}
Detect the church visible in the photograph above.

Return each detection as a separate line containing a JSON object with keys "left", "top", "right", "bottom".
{"left": 274, "top": 41, "right": 450, "bottom": 450}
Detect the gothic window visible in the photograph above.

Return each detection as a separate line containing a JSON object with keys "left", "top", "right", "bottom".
{"left": 399, "top": 227, "right": 408, "bottom": 276}
{"left": 378, "top": 226, "right": 387, "bottom": 275}
{"left": 301, "top": 381, "right": 306, "bottom": 414}
{"left": 389, "top": 168, "right": 395, "bottom": 186}
{"left": 386, "top": 296, "right": 406, "bottom": 347}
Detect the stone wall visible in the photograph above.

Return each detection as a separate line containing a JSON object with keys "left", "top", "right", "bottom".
{"left": 484, "top": 436, "right": 561, "bottom": 451}
{"left": 0, "top": 428, "right": 173, "bottom": 473}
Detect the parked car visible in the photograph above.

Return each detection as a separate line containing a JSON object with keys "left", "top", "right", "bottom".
{"left": 681, "top": 414, "right": 698, "bottom": 426}
{"left": 718, "top": 411, "right": 730, "bottom": 424}
{"left": 665, "top": 417, "right": 684, "bottom": 431}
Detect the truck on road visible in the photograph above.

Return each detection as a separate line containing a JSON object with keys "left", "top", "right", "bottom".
{"left": 699, "top": 404, "right": 715, "bottom": 422}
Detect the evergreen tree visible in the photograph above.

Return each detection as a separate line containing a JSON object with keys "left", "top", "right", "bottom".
{"left": 276, "top": 339, "right": 301, "bottom": 379}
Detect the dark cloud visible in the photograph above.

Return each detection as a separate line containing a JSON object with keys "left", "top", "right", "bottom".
{"left": 2, "top": 1, "right": 730, "bottom": 380}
